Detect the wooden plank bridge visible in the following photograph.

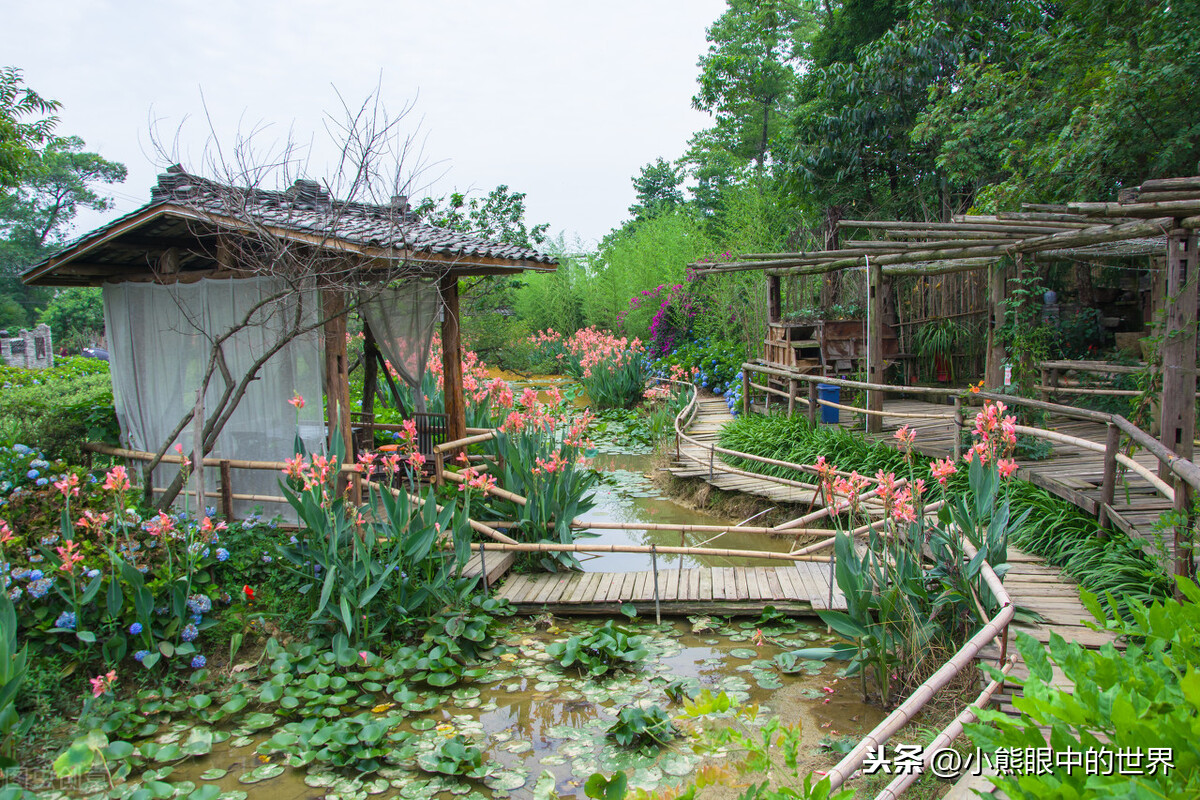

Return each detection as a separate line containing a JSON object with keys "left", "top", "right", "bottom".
{"left": 494, "top": 561, "right": 847, "bottom": 616}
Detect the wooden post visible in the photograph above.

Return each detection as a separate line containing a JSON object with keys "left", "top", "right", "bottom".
{"left": 322, "top": 289, "right": 357, "bottom": 501}
{"left": 1039, "top": 365, "right": 1049, "bottom": 403}
{"left": 1173, "top": 477, "right": 1196, "bottom": 596}
{"left": 1158, "top": 230, "right": 1198, "bottom": 482}
{"left": 953, "top": 396, "right": 963, "bottom": 460}
{"left": 742, "top": 370, "right": 751, "bottom": 416}
{"left": 361, "top": 320, "right": 380, "bottom": 426}
{"left": 787, "top": 378, "right": 797, "bottom": 417}
{"left": 767, "top": 275, "right": 782, "bottom": 323}
{"left": 440, "top": 273, "right": 467, "bottom": 447}
{"left": 866, "top": 258, "right": 884, "bottom": 433}
{"left": 984, "top": 260, "right": 1008, "bottom": 389}
{"left": 219, "top": 460, "right": 234, "bottom": 520}
{"left": 807, "top": 381, "right": 818, "bottom": 427}
{"left": 1097, "top": 422, "right": 1121, "bottom": 534}
{"left": 192, "top": 389, "right": 205, "bottom": 513}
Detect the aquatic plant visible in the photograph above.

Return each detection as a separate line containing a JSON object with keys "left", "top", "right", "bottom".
{"left": 606, "top": 704, "right": 676, "bottom": 752}
{"left": 546, "top": 620, "right": 650, "bottom": 677}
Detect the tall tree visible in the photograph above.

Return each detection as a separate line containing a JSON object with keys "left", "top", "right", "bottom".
{"left": 628, "top": 157, "right": 685, "bottom": 220}
{"left": 0, "top": 136, "right": 126, "bottom": 327}
{"left": 0, "top": 67, "right": 60, "bottom": 189}
{"left": 692, "top": 0, "right": 814, "bottom": 171}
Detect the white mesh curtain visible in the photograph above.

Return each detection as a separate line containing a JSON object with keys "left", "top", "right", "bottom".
{"left": 359, "top": 281, "right": 440, "bottom": 413}
{"left": 103, "top": 277, "right": 325, "bottom": 520}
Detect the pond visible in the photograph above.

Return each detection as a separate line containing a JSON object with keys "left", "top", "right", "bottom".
{"left": 95, "top": 615, "right": 879, "bottom": 800}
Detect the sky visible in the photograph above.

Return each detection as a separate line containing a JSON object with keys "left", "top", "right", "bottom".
{"left": 6, "top": 0, "right": 728, "bottom": 250}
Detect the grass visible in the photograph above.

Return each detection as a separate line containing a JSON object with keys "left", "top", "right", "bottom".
{"left": 718, "top": 412, "right": 1172, "bottom": 615}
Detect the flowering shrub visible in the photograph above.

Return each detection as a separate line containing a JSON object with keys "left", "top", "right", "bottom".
{"left": 2, "top": 460, "right": 237, "bottom": 672}
{"left": 0, "top": 443, "right": 55, "bottom": 498}
{"left": 529, "top": 328, "right": 647, "bottom": 409}
{"left": 278, "top": 445, "right": 478, "bottom": 649}
{"left": 651, "top": 336, "right": 745, "bottom": 397}
{"left": 793, "top": 403, "right": 1027, "bottom": 706}
{"left": 489, "top": 400, "right": 599, "bottom": 571}
{"left": 620, "top": 283, "right": 696, "bottom": 357}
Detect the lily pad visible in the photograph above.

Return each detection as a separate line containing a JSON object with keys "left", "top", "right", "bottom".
{"left": 198, "top": 769, "right": 227, "bottom": 781}
{"left": 410, "top": 718, "right": 435, "bottom": 731}
{"left": 238, "top": 763, "right": 284, "bottom": 784}
{"left": 728, "top": 648, "right": 758, "bottom": 659}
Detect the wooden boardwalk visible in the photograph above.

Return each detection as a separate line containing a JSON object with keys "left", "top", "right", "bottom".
{"left": 670, "top": 394, "right": 1173, "bottom": 562}
{"left": 867, "top": 399, "right": 1170, "bottom": 561}
{"left": 668, "top": 398, "right": 827, "bottom": 506}
{"left": 494, "top": 561, "right": 847, "bottom": 616}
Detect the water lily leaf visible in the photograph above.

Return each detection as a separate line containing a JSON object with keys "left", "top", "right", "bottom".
{"left": 410, "top": 719, "right": 435, "bottom": 731}
{"left": 198, "top": 769, "right": 227, "bottom": 781}
{"left": 728, "top": 648, "right": 758, "bottom": 659}
{"left": 240, "top": 712, "right": 278, "bottom": 731}
{"left": 216, "top": 793, "right": 248, "bottom": 800}
{"left": 187, "top": 787, "right": 220, "bottom": 800}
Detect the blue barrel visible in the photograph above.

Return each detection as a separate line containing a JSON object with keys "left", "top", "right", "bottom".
{"left": 818, "top": 384, "right": 839, "bottom": 424}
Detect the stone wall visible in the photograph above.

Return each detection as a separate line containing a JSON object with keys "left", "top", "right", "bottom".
{"left": 0, "top": 324, "right": 54, "bottom": 369}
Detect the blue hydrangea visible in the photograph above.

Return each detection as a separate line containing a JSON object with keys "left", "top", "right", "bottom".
{"left": 55, "top": 611, "right": 76, "bottom": 630}
{"left": 13, "top": 444, "right": 30, "bottom": 455}
{"left": 86, "top": 568, "right": 100, "bottom": 578}
{"left": 260, "top": 553, "right": 272, "bottom": 564}
{"left": 28, "top": 569, "right": 43, "bottom": 582}
{"left": 29, "top": 578, "right": 53, "bottom": 599}
{"left": 133, "top": 649, "right": 150, "bottom": 662}
{"left": 187, "top": 594, "right": 213, "bottom": 614}
{"left": 191, "top": 613, "right": 202, "bottom": 624}
{"left": 215, "top": 548, "right": 229, "bottom": 562}
{"left": 8, "top": 588, "right": 21, "bottom": 601}
{"left": 181, "top": 623, "right": 199, "bottom": 642}
{"left": 129, "top": 622, "right": 142, "bottom": 635}
{"left": 191, "top": 655, "right": 206, "bottom": 669}
{"left": 35, "top": 478, "right": 48, "bottom": 487}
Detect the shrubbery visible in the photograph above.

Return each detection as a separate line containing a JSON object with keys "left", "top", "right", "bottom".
{"left": 0, "top": 357, "right": 117, "bottom": 461}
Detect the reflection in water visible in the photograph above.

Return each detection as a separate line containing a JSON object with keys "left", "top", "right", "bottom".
{"left": 582, "top": 451, "right": 801, "bottom": 572}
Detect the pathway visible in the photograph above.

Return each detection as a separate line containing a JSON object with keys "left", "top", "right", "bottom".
{"left": 493, "top": 561, "right": 847, "bottom": 617}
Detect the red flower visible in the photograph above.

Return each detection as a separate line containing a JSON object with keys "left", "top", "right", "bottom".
{"left": 243, "top": 585, "right": 255, "bottom": 601}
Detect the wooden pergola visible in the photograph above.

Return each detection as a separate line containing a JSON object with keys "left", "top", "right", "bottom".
{"left": 22, "top": 168, "right": 556, "bottom": 468}
{"left": 691, "top": 175, "right": 1200, "bottom": 474}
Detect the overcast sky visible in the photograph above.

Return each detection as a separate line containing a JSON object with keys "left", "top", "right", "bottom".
{"left": 6, "top": 0, "right": 728, "bottom": 249}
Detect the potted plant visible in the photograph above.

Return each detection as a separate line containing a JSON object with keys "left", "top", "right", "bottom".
{"left": 913, "top": 319, "right": 966, "bottom": 383}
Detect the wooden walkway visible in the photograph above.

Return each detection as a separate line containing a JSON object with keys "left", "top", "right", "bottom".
{"left": 670, "top": 394, "right": 1173, "bottom": 562}
{"left": 494, "top": 561, "right": 847, "bottom": 616}
{"left": 867, "top": 399, "right": 1170, "bottom": 561}
{"left": 668, "top": 398, "right": 827, "bottom": 505}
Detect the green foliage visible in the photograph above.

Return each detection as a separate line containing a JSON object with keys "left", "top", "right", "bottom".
{"left": 417, "top": 734, "right": 487, "bottom": 778}
{"left": 37, "top": 287, "right": 104, "bottom": 349}
{"left": 415, "top": 184, "right": 548, "bottom": 249}
{"left": 629, "top": 158, "right": 685, "bottom": 220}
{"left": 546, "top": 620, "right": 650, "bottom": 677}
{"left": 606, "top": 705, "right": 676, "bottom": 752}
{"left": 584, "top": 771, "right": 629, "bottom": 800}
{"left": 968, "top": 580, "right": 1200, "bottom": 798}
{"left": 0, "top": 67, "right": 60, "bottom": 189}
{"left": 0, "top": 358, "right": 117, "bottom": 460}
{"left": 0, "top": 593, "right": 30, "bottom": 767}
{"left": 654, "top": 337, "right": 745, "bottom": 395}
{"left": 279, "top": 467, "right": 478, "bottom": 648}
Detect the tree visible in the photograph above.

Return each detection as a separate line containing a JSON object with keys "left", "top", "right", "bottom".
{"left": 628, "top": 158, "right": 685, "bottom": 220}
{"left": 0, "top": 67, "right": 60, "bottom": 189}
{"left": 692, "top": 0, "right": 814, "bottom": 171}
{"left": 0, "top": 136, "right": 127, "bottom": 326}
{"left": 38, "top": 287, "right": 104, "bottom": 348}
{"left": 415, "top": 184, "right": 548, "bottom": 249}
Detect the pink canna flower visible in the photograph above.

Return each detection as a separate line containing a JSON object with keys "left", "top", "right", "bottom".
{"left": 288, "top": 393, "right": 305, "bottom": 409}
{"left": 0, "top": 519, "right": 13, "bottom": 544}
{"left": 90, "top": 670, "right": 117, "bottom": 697}
{"left": 103, "top": 465, "right": 130, "bottom": 492}
{"left": 997, "top": 458, "right": 1018, "bottom": 478}
{"left": 930, "top": 458, "right": 957, "bottom": 485}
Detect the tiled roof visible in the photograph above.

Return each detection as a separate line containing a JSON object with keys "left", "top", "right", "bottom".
{"left": 147, "top": 167, "right": 556, "bottom": 265}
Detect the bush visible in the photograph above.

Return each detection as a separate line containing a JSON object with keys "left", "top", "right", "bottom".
{"left": 968, "top": 580, "right": 1200, "bottom": 798}
{"left": 0, "top": 363, "right": 117, "bottom": 461}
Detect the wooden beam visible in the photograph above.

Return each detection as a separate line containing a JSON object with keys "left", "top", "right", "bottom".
{"left": 1017, "top": 217, "right": 1174, "bottom": 253}
{"left": 1139, "top": 176, "right": 1200, "bottom": 193}
{"left": 866, "top": 258, "right": 884, "bottom": 433}
{"left": 440, "top": 273, "right": 466, "bottom": 446}
{"left": 1158, "top": 230, "right": 1198, "bottom": 484}
{"left": 1068, "top": 199, "right": 1200, "bottom": 217}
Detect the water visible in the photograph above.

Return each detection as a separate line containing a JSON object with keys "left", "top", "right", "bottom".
{"left": 160, "top": 617, "right": 882, "bottom": 800}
